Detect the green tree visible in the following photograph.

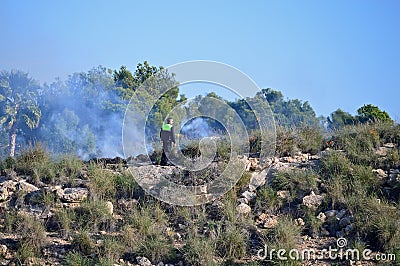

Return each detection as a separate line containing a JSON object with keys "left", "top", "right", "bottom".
{"left": 118, "top": 62, "right": 181, "bottom": 139}
{"left": 327, "top": 108, "right": 357, "bottom": 130}
{"left": 113, "top": 61, "right": 160, "bottom": 100}
{"left": 38, "top": 66, "right": 117, "bottom": 158}
{"left": 357, "top": 104, "right": 392, "bottom": 124}
{"left": 0, "top": 70, "right": 41, "bottom": 157}
{"left": 113, "top": 65, "right": 135, "bottom": 99}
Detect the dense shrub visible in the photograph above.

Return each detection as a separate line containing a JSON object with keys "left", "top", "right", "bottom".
{"left": 184, "top": 235, "right": 216, "bottom": 266}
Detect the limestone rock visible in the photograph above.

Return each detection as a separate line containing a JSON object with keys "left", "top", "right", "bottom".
{"left": 383, "top": 143, "right": 395, "bottom": 148}
{"left": 256, "top": 213, "right": 278, "bottom": 229}
{"left": 106, "top": 201, "right": 113, "bottom": 215}
{"left": 17, "top": 180, "right": 39, "bottom": 193}
{"left": 0, "top": 180, "right": 17, "bottom": 201}
{"left": 237, "top": 198, "right": 248, "bottom": 204}
{"left": 302, "top": 191, "right": 324, "bottom": 210}
{"left": 277, "top": 190, "right": 290, "bottom": 199}
{"left": 373, "top": 169, "right": 387, "bottom": 179}
{"left": 248, "top": 169, "right": 267, "bottom": 191}
{"left": 236, "top": 203, "right": 251, "bottom": 214}
{"left": 57, "top": 187, "right": 89, "bottom": 203}
{"left": 136, "top": 256, "right": 152, "bottom": 266}
{"left": 295, "top": 218, "right": 305, "bottom": 226}
{"left": 317, "top": 212, "right": 326, "bottom": 223}
{"left": 241, "top": 190, "right": 256, "bottom": 202}
{"left": 376, "top": 147, "right": 388, "bottom": 157}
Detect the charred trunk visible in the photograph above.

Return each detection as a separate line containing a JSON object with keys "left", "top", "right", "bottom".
{"left": 9, "top": 127, "right": 17, "bottom": 157}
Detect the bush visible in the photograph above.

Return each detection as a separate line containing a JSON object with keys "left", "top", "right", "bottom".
{"left": 74, "top": 200, "right": 113, "bottom": 231}
{"left": 261, "top": 215, "right": 301, "bottom": 265}
{"left": 56, "top": 154, "right": 83, "bottom": 180}
{"left": 100, "top": 236, "right": 125, "bottom": 263}
{"left": 114, "top": 170, "right": 139, "bottom": 199}
{"left": 275, "top": 126, "right": 298, "bottom": 157}
{"left": 184, "top": 235, "right": 216, "bottom": 266}
{"left": 17, "top": 214, "right": 47, "bottom": 255}
{"left": 222, "top": 190, "right": 238, "bottom": 223}
{"left": 256, "top": 185, "right": 283, "bottom": 213}
{"left": 63, "top": 251, "right": 94, "bottom": 266}
{"left": 348, "top": 196, "right": 400, "bottom": 252}
{"left": 217, "top": 223, "right": 248, "bottom": 260}
{"left": 15, "top": 242, "right": 36, "bottom": 265}
{"left": 121, "top": 203, "right": 175, "bottom": 263}
{"left": 297, "top": 125, "right": 324, "bottom": 154}
{"left": 235, "top": 171, "right": 253, "bottom": 190}
{"left": 71, "top": 230, "right": 95, "bottom": 255}
{"left": 15, "top": 143, "right": 57, "bottom": 184}
{"left": 87, "top": 163, "right": 116, "bottom": 200}
{"left": 54, "top": 208, "right": 75, "bottom": 238}
{"left": 333, "top": 124, "right": 380, "bottom": 166}
{"left": 319, "top": 150, "right": 352, "bottom": 178}
{"left": 0, "top": 156, "right": 16, "bottom": 172}
{"left": 271, "top": 169, "right": 319, "bottom": 201}
{"left": 1, "top": 208, "right": 22, "bottom": 233}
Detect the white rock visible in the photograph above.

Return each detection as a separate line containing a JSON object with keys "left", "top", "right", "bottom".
{"left": 383, "top": 143, "right": 395, "bottom": 148}
{"left": 317, "top": 212, "right": 326, "bottom": 223}
{"left": 0, "top": 180, "right": 17, "bottom": 201}
{"left": 0, "top": 244, "right": 7, "bottom": 255}
{"left": 237, "top": 198, "right": 248, "bottom": 204}
{"left": 17, "top": 180, "right": 39, "bottom": 193}
{"left": 57, "top": 187, "right": 89, "bottom": 203}
{"left": 295, "top": 218, "right": 305, "bottom": 226}
{"left": 248, "top": 169, "right": 267, "bottom": 191}
{"left": 375, "top": 147, "right": 388, "bottom": 157}
{"left": 241, "top": 190, "right": 256, "bottom": 201}
{"left": 277, "top": 190, "right": 290, "bottom": 199}
{"left": 236, "top": 203, "right": 251, "bottom": 214}
{"left": 373, "top": 169, "right": 387, "bottom": 178}
{"left": 302, "top": 191, "right": 325, "bottom": 210}
{"left": 106, "top": 201, "right": 113, "bottom": 215}
{"left": 136, "top": 256, "right": 152, "bottom": 266}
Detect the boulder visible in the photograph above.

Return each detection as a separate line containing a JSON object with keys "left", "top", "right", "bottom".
{"left": 241, "top": 190, "right": 256, "bottom": 202}
{"left": 277, "top": 190, "right": 290, "bottom": 199}
{"left": 324, "top": 210, "right": 338, "bottom": 218}
{"left": 57, "top": 187, "right": 89, "bottom": 203}
{"left": 383, "top": 143, "right": 395, "bottom": 148}
{"left": 136, "top": 256, "right": 152, "bottom": 266}
{"left": 236, "top": 203, "right": 251, "bottom": 214}
{"left": 302, "top": 191, "right": 325, "bottom": 210}
{"left": 0, "top": 180, "right": 17, "bottom": 202}
{"left": 373, "top": 169, "right": 387, "bottom": 179}
{"left": 248, "top": 169, "right": 267, "bottom": 191}
{"left": 295, "top": 218, "right": 305, "bottom": 226}
{"left": 106, "top": 201, "right": 113, "bottom": 215}
{"left": 17, "top": 180, "right": 39, "bottom": 193}
{"left": 375, "top": 147, "right": 388, "bottom": 157}
{"left": 237, "top": 198, "right": 248, "bottom": 204}
{"left": 245, "top": 158, "right": 259, "bottom": 171}
{"left": 256, "top": 213, "right": 278, "bottom": 229}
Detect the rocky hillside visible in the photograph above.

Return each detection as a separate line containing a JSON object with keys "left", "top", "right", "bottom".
{"left": 0, "top": 123, "right": 399, "bottom": 266}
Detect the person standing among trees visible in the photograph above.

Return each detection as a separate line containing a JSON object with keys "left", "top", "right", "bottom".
{"left": 160, "top": 117, "right": 176, "bottom": 166}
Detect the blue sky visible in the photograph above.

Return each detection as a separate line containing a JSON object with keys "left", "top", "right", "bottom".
{"left": 1, "top": 0, "right": 399, "bottom": 119}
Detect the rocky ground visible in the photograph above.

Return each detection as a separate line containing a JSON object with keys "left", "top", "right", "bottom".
{"left": 0, "top": 144, "right": 399, "bottom": 265}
